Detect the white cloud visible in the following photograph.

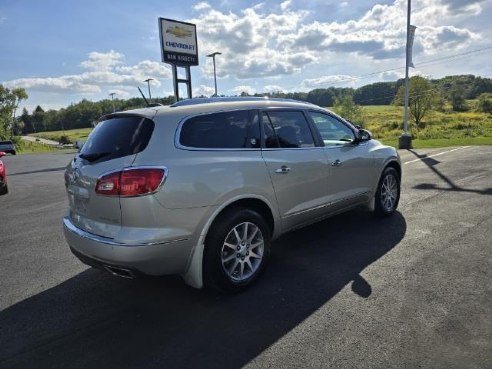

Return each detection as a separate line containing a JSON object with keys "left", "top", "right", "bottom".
{"left": 5, "top": 76, "right": 101, "bottom": 94}
{"left": 380, "top": 70, "right": 404, "bottom": 81}
{"left": 417, "top": 25, "right": 479, "bottom": 53}
{"left": 5, "top": 51, "right": 172, "bottom": 95}
{"left": 189, "top": 0, "right": 483, "bottom": 86}
{"left": 107, "top": 88, "right": 132, "bottom": 99}
{"left": 194, "top": 84, "right": 215, "bottom": 97}
{"left": 191, "top": 4, "right": 310, "bottom": 79}
{"left": 230, "top": 85, "right": 256, "bottom": 95}
{"left": 193, "top": 2, "right": 211, "bottom": 11}
{"left": 280, "top": 0, "right": 292, "bottom": 11}
{"left": 80, "top": 50, "right": 124, "bottom": 71}
{"left": 263, "top": 85, "right": 285, "bottom": 93}
{"left": 301, "top": 75, "right": 355, "bottom": 89}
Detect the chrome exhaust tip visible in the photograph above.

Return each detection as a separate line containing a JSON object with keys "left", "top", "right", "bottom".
{"left": 104, "top": 265, "right": 135, "bottom": 279}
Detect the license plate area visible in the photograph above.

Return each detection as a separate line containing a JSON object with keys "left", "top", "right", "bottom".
{"left": 69, "top": 194, "right": 89, "bottom": 215}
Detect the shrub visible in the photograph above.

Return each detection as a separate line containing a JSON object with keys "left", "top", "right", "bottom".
{"left": 59, "top": 135, "right": 71, "bottom": 144}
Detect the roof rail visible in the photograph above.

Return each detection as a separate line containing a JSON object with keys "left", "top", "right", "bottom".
{"left": 170, "top": 96, "right": 315, "bottom": 107}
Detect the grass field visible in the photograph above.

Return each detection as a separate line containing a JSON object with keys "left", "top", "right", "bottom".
{"left": 28, "top": 128, "right": 92, "bottom": 143}
{"left": 20, "top": 104, "right": 492, "bottom": 152}
{"left": 357, "top": 104, "right": 492, "bottom": 147}
{"left": 17, "top": 140, "right": 59, "bottom": 154}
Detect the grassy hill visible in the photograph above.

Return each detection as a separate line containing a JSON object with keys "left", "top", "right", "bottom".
{"left": 26, "top": 105, "right": 492, "bottom": 150}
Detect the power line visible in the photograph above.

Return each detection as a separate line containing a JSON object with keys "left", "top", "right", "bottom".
{"left": 308, "top": 45, "right": 492, "bottom": 87}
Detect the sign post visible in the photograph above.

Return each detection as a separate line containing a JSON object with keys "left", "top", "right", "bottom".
{"left": 159, "top": 18, "right": 198, "bottom": 101}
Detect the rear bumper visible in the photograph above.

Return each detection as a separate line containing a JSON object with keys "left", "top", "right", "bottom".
{"left": 63, "top": 217, "right": 195, "bottom": 276}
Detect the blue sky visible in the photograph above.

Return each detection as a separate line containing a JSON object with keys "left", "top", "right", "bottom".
{"left": 1, "top": 0, "right": 491, "bottom": 112}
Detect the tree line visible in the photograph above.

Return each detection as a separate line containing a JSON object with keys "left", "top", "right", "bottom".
{"left": 1, "top": 74, "right": 491, "bottom": 139}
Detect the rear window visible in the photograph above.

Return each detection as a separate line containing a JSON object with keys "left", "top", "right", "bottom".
{"left": 80, "top": 116, "right": 154, "bottom": 162}
{"left": 179, "top": 110, "right": 260, "bottom": 149}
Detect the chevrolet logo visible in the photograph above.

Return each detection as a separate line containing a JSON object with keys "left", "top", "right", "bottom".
{"left": 166, "top": 25, "right": 193, "bottom": 38}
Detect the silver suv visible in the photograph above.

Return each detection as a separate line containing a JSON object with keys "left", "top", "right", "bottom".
{"left": 63, "top": 97, "right": 401, "bottom": 292}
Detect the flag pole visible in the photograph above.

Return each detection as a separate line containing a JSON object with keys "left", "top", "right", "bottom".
{"left": 399, "top": 0, "right": 413, "bottom": 149}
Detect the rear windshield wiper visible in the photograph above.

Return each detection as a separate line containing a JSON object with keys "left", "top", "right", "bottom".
{"left": 79, "top": 151, "right": 111, "bottom": 162}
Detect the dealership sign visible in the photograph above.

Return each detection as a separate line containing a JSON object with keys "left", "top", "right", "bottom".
{"left": 159, "top": 18, "right": 199, "bottom": 66}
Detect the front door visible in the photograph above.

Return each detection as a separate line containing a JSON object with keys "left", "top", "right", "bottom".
{"left": 308, "top": 111, "right": 375, "bottom": 210}
{"left": 260, "top": 110, "right": 330, "bottom": 230}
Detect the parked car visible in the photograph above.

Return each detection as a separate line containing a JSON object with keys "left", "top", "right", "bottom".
{"left": 0, "top": 140, "right": 16, "bottom": 155}
{"left": 63, "top": 97, "right": 401, "bottom": 292}
{"left": 0, "top": 151, "right": 8, "bottom": 195}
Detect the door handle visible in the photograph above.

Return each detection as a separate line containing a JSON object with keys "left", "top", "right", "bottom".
{"left": 275, "top": 166, "right": 291, "bottom": 174}
{"left": 332, "top": 159, "right": 342, "bottom": 167}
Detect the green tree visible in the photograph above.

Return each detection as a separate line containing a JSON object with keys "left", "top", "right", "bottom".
{"left": 333, "top": 95, "right": 366, "bottom": 127}
{"left": 477, "top": 93, "right": 492, "bottom": 114}
{"left": 450, "top": 86, "right": 468, "bottom": 112}
{"left": 20, "top": 107, "right": 35, "bottom": 134}
{"left": 0, "top": 85, "right": 28, "bottom": 139}
{"left": 393, "top": 76, "right": 438, "bottom": 129}
{"left": 31, "top": 105, "right": 45, "bottom": 132}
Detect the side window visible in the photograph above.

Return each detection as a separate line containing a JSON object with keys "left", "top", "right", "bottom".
{"left": 180, "top": 110, "right": 260, "bottom": 149}
{"left": 261, "top": 111, "right": 315, "bottom": 148}
{"left": 309, "top": 111, "right": 355, "bottom": 146}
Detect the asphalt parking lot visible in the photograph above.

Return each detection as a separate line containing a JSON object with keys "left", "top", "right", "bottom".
{"left": 0, "top": 146, "right": 491, "bottom": 369}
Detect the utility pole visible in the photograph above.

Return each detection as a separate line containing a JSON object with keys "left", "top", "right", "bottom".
{"left": 109, "top": 92, "right": 116, "bottom": 113}
{"left": 144, "top": 78, "right": 154, "bottom": 102}
{"left": 11, "top": 110, "right": 16, "bottom": 138}
{"left": 206, "top": 52, "right": 221, "bottom": 97}
{"left": 399, "top": 0, "right": 413, "bottom": 149}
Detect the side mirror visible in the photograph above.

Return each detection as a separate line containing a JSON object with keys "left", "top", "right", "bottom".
{"left": 0, "top": 151, "right": 5, "bottom": 158}
{"left": 354, "top": 129, "right": 372, "bottom": 144}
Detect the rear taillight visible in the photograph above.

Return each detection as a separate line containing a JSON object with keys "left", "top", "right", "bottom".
{"left": 95, "top": 168, "right": 166, "bottom": 197}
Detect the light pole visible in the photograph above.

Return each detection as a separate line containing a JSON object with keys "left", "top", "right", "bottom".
{"left": 144, "top": 78, "right": 154, "bottom": 101}
{"left": 399, "top": 0, "right": 413, "bottom": 149}
{"left": 109, "top": 92, "right": 116, "bottom": 112}
{"left": 206, "top": 52, "right": 221, "bottom": 97}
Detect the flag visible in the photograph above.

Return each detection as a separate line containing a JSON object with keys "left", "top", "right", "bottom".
{"left": 408, "top": 25, "right": 417, "bottom": 68}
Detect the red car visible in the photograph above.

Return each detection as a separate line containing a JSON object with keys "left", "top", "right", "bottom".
{"left": 0, "top": 151, "right": 8, "bottom": 195}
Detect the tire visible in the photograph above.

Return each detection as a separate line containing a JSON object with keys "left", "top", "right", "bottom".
{"left": 374, "top": 167, "right": 400, "bottom": 216}
{"left": 203, "top": 207, "right": 271, "bottom": 293}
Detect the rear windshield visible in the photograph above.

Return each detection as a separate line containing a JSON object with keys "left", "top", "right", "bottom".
{"left": 80, "top": 116, "right": 154, "bottom": 162}
{"left": 0, "top": 141, "right": 13, "bottom": 145}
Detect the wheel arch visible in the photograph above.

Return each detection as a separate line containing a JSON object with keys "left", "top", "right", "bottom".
{"left": 385, "top": 159, "right": 402, "bottom": 181}
{"left": 182, "top": 195, "right": 277, "bottom": 289}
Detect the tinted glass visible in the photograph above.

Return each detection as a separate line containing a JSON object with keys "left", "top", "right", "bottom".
{"left": 309, "top": 112, "right": 355, "bottom": 145}
{"left": 262, "top": 111, "right": 315, "bottom": 148}
{"left": 80, "top": 116, "right": 154, "bottom": 161}
{"left": 180, "top": 110, "right": 260, "bottom": 149}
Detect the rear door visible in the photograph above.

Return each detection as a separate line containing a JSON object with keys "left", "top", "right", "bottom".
{"left": 260, "top": 110, "right": 330, "bottom": 230}
{"left": 65, "top": 115, "right": 154, "bottom": 238}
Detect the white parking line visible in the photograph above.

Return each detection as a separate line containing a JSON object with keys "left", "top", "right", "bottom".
{"left": 403, "top": 146, "right": 471, "bottom": 165}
